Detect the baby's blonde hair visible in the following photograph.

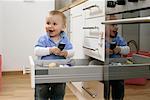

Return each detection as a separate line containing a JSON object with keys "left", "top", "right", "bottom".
{"left": 49, "top": 10, "right": 66, "bottom": 27}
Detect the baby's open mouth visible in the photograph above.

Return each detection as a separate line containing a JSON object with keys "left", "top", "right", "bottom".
{"left": 49, "top": 30, "right": 54, "bottom": 33}
{"left": 113, "top": 31, "right": 117, "bottom": 33}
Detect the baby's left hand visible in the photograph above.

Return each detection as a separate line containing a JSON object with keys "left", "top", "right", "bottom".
{"left": 113, "top": 46, "right": 121, "bottom": 54}
{"left": 59, "top": 50, "right": 68, "bottom": 58}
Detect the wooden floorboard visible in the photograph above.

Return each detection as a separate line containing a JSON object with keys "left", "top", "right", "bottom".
{"left": 0, "top": 72, "right": 150, "bottom": 100}
{"left": 0, "top": 73, "right": 77, "bottom": 100}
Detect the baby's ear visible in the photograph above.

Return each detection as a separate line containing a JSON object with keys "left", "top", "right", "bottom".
{"left": 62, "top": 24, "right": 66, "bottom": 31}
{"left": 61, "top": 28, "right": 65, "bottom": 32}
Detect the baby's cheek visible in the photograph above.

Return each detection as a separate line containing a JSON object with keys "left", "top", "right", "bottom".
{"left": 45, "top": 28, "right": 48, "bottom": 32}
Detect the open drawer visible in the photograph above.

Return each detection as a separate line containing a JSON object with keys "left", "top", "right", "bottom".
{"left": 30, "top": 54, "right": 150, "bottom": 85}
{"left": 106, "top": 54, "right": 150, "bottom": 80}
{"left": 34, "top": 59, "right": 103, "bottom": 84}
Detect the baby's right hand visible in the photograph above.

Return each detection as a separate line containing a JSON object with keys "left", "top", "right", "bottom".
{"left": 49, "top": 47, "right": 61, "bottom": 55}
{"left": 106, "top": 48, "right": 113, "bottom": 55}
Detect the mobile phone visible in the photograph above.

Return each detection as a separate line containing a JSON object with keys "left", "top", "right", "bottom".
{"left": 110, "top": 42, "right": 116, "bottom": 50}
{"left": 58, "top": 43, "right": 65, "bottom": 51}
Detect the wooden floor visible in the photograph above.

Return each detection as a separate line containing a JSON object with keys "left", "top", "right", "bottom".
{"left": 0, "top": 72, "right": 77, "bottom": 100}
{"left": 125, "top": 80, "right": 150, "bottom": 100}
{"left": 0, "top": 72, "right": 150, "bottom": 100}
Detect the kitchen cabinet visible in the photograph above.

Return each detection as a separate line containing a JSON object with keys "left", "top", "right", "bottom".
{"left": 83, "top": 0, "right": 105, "bottom": 18}
{"left": 82, "top": 0, "right": 105, "bottom": 99}
{"left": 61, "top": 0, "right": 106, "bottom": 98}
{"left": 65, "top": 0, "right": 106, "bottom": 99}
{"left": 83, "top": 0, "right": 105, "bottom": 61}
{"left": 69, "top": 2, "right": 89, "bottom": 98}
{"left": 70, "top": 2, "right": 87, "bottom": 59}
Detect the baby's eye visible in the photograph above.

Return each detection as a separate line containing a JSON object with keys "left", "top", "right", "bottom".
{"left": 53, "top": 23, "right": 57, "bottom": 25}
{"left": 46, "top": 22, "right": 50, "bottom": 25}
{"left": 112, "top": 24, "right": 117, "bottom": 26}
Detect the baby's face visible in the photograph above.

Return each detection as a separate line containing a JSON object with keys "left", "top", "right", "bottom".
{"left": 106, "top": 15, "right": 118, "bottom": 38}
{"left": 45, "top": 14, "right": 65, "bottom": 37}
{"left": 109, "top": 24, "right": 118, "bottom": 38}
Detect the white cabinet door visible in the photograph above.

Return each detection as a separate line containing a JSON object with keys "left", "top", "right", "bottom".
{"left": 83, "top": 0, "right": 105, "bottom": 61}
{"left": 70, "top": 3, "right": 88, "bottom": 96}
{"left": 70, "top": 2, "right": 87, "bottom": 59}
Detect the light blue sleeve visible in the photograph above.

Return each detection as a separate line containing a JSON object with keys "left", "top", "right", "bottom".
{"left": 35, "top": 36, "right": 46, "bottom": 47}
{"left": 114, "top": 35, "right": 127, "bottom": 46}
{"left": 64, "top": 36, "right": 73, "bottom": 50}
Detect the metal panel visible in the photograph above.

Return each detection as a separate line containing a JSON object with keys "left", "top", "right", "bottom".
{"left": 106, "top": 0, "right": 150, "bottom": 14}
{"left": 35, "top": 65, "right": 103, "bottom": 84}
{"left": 106, "top": 64, "right": 150, "bottom": 80}
{"left": 34, "top": 57, "right": 150, "bottom": 84}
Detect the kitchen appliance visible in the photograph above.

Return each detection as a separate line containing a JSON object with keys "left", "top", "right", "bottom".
{"left": 103, "top": 0, "right": 150, "bottom": 99}
{"left": 105, "top": 0, "right": 150, "bottom": 55}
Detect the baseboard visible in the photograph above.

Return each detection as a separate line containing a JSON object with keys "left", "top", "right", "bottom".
{"left": 2, "top": 67, "right": 23, "bottom": 72}
{"left": 2, "top": 71, "right": 23, "bottom": 75}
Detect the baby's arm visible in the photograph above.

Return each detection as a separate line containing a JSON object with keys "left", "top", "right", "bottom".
{"left": 34, "top": 46, "right": 50, "bottom": 56}
{"left": 34, "top": 46, "right": 61, "bottom": 56}
{"left": 113, "top": 36, "right": 130, "bottom": 55}
{"left": 66, "top": 49, "right": 74, "bottom": 58}
{"left": 119, "top": 46, "right": 130, "bottom": 55}
{"left": 59, "top": 49, "right": 74, "bottom": 58}
{"left": 113, "top": 46, "right": 130, "bottom": 55}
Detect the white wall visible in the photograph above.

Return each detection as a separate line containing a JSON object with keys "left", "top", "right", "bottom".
{"left": 1, "top": 0, "right": 54, "bottom": 71}
{"left": 0, "top": 2, "right": 3, "bottom": 54}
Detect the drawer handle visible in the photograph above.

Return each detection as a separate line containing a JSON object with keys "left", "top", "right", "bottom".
{"left": 83, "top": 26, "right": 99, "bottom": 29}
{"left": 83, "top": 46, "right": 97, "bottom": 51}
{"left": 83, "top": 5, "right": 99, "bottom": 10}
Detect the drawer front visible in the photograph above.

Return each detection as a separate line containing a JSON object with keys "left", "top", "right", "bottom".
{"left": 82, "top": 0, "right": 105, "bottom": 61}
{"left": 83, "top": 16, "right": 105, "bottom": 37}
{"left": 83, "top": 36, "right": 105, "bottom": 61}
{"left": 83, "top": 37, "right": 99, "bottom": 50}
{"left": 83, "top": 47, "right": 104, "bottom": 61}
{"left": 83, "top": 0, "right": 105, "bottom": 18}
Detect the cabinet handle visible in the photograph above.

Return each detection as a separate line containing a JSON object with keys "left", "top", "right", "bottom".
{"left": 100, "top": 32, "right": 104, "bottom": 39}
{"left": 102, "top": 17, "right": 150, "bottom": 24}
{"left": 83, "top": 46, "right": 97, "bottom": 51}
{"left": 82, "top": 86, "right": 97, "bottom": 98}
{"left": 83, "top": 5, "right": 99, "bottom": 10}
{"left": 83, "top": 26, "right": 99, "bottom": 29}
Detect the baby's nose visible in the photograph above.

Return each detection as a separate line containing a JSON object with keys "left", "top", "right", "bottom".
{"left": 48, "top": 24, "right": 53, "bottom": 28}
{"left": 114, "top": 25, "right": 118, "bottom": 30}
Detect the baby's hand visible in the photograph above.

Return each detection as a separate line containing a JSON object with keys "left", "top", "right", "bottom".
{"left": 106, "top": 48, "right": 113, "bottom": 55}
{"left": 59, "top": 50, "right": 68, "bottom": 57}
{"left": 50, "top": 47, "right": 61, "bottom": 55}
{"left": 113, "top": 46, "right": 121, "bottom": 54}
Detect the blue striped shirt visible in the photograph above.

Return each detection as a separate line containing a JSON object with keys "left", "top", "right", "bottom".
{"left": 35, "top": 31, "right": 73, "bottom": 60}
{"left": 106, "top": 33, "right": 127, "bottom": 58}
